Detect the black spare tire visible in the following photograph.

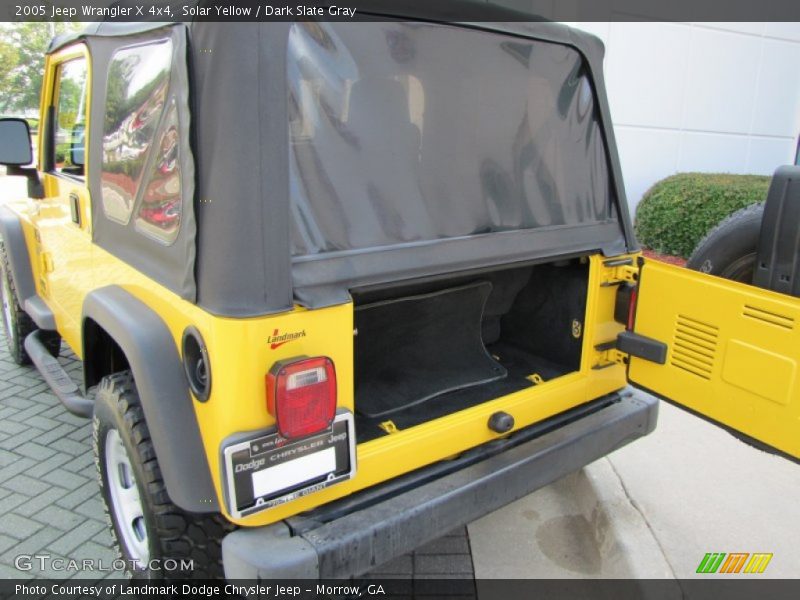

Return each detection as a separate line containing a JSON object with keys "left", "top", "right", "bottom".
{"left": 686, "top": 203, "right": 764, "bottom": 283}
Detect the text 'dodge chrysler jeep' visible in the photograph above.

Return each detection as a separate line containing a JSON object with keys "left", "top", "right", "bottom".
{"left": 0, "top": 7, "right": 798, "bottom": 580}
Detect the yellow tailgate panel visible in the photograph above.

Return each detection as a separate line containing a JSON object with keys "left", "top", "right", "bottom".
{"left": 628, "top": 259, "right": 800, "bottom": 459}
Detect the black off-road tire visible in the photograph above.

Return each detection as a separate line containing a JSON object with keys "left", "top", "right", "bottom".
{"left": 686, "top": 203, "right": 764, "bottom": 283}
{"left": 0, "top": 240, "right": 60, "bottom": 364}
{"left": 93, "top": 371, "right": 235, "bottom": 579}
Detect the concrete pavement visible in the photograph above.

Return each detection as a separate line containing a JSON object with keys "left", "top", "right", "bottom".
{"left": 469, "top": 456, "right": 673, "bottom": 579}
{"left": 469, "top": 400, "right": 800, "bottom": 579}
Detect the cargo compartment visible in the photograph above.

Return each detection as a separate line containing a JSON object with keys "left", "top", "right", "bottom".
{"left": 352, "top": 258, "right": 589, "bottom": 442}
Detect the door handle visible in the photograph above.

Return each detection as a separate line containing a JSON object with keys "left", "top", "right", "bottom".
{"left": 69, "top": 192, "right": 81, "bottom": 225}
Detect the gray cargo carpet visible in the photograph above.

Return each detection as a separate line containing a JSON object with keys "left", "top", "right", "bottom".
{"left": 354, "top": 281, "right": 506, "bottom": 419}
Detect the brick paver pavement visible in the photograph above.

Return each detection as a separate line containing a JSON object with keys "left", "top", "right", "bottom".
{"left": 0, "top": 339, "right": 475, "bottom": 582}
{"left": 0, "top": 343, "right": 114, "bottom": 580}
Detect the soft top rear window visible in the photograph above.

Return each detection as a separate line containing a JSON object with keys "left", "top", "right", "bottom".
{"left": 288, "top": 22, "right": 617, "bottom": 256}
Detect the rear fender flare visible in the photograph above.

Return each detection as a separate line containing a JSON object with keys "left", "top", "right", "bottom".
{"left": 82, "top": 286, "right": 219, "bottom": 513}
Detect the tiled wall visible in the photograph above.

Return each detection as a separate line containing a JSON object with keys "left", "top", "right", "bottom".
{"left": 568, "top": 22, "right": 800, "bottom": 211}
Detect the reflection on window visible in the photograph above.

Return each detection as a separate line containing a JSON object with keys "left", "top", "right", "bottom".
{"left": 101, "top": 40, "right": 172, "bottom": 225}
{"left": 135, "top": 102, "right": 181, "bottom": 243}
{"left": 54, "top": 58, "right": 88, "bottom": 176}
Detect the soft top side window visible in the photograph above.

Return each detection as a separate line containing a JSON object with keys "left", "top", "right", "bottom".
{"left": 100, "top": 39, "right": 182, "bottom": 244}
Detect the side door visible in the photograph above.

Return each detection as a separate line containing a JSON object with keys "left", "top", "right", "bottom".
{"left": 623, "top": 259, "right": 800, "bottom": 461}
{"left": 35, "top": 45, "right": 93, "bottom": 352}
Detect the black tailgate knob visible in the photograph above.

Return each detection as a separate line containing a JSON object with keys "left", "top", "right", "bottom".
{"left": 488, "top": 411, "right": 514, "bottom": 434}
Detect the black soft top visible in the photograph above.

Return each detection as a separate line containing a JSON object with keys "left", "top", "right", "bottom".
{"left": 51, "top": 5, "right": 635, "bottom": 317}
{"left": 47, "top": 0, "right": 550, "bottom": 53}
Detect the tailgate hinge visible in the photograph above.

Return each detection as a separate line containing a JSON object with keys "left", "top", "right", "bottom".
{"left": 593, "top": 341, "right": 628, "bottom": 370}
{"left": 601, "top": 263, "right": 638, "bottom": 287}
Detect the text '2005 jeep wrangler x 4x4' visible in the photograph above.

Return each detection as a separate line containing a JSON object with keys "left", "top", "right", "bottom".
{"left": 1, "top": 6, "right": 799, "bottom": 580}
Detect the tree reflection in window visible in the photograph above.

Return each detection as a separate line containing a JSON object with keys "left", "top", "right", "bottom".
{"left": 101, "top": 40, "right": 172, "bottom": 225}
{"left": 54, "top": 58, "right": 88, "bottom": 175}
{"left": 135, "top": 102, "right": 181, "bottom": 244}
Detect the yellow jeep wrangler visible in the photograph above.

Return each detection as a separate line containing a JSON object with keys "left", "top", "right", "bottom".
{"left": 0, "top": 10, "right": 798, "bottom": 580}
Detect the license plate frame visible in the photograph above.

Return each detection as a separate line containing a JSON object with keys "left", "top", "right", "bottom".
{"left": 222, "top": 411, "right": 356, "bottom": 518}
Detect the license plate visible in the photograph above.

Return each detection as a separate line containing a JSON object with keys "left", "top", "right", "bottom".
{"left": 222, "top": 412, "right": 356, "bottom": 518}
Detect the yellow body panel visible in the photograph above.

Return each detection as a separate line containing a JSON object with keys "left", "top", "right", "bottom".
{"left": 629, "top": 259, "right": 800, "bottom": 459}
{"left": 7, "top": 35, "right": 798, "bottom": 542}
{"left": 8, "top": 41, "right": 640, "bottom": 528}
{"left": 80, "top": 252, "right": 631, "bottom": 526}
{"left": 12, "top": 196, "right": 634, "bottom": 526}
{"left": 28, "top": 45, "right": 95, "bottom": 354}
{"left": 15, "top": 204, "right": 635, "bottom": 526}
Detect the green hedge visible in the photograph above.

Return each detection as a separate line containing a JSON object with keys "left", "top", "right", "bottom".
{"left": 634, "top": 173, "right": 770, "bottom": 258}
{"left": 55, "top": 144, "right": 68, "bottom": 164}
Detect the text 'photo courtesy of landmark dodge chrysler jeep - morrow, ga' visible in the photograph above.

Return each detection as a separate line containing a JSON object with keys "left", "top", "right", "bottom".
{"left": 0, "top": 5, "right": 799, "bottom": 581}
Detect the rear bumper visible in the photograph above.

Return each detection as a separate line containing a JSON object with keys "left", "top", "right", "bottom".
{"left": 222, "top": 387, "right": 658, "bottom": 579}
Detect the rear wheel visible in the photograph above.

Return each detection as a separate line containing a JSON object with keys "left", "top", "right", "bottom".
{"left": 0, "top": 241, "right": 60, "bottom": 364}
{"left": 94, "top": 371, "right": 234, "bottom": 579}
{"left": 686, "top": 203, "right": 764, "bottom": 283}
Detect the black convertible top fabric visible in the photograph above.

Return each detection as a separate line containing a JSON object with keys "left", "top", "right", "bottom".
{"left": 85, "top": 24, "right": 198, "bottom": 301}
{"left": 191, "top": 19, "right": 634, "bottom": 315}
{"left": 53, "top": 13, "right": 635, "bottom": 316}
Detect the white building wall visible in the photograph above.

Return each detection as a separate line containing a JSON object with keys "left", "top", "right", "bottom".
{"left": 569, "top": 22, "right": 800, "bottom": 212}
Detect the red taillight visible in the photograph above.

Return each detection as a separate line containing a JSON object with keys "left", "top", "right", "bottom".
{"left": 614, "top": 283, "right": 639, "bottom": 330}
{"left": 627, "top": 287, "right": 638, "bottom": 330}
{"left": 266, "top": 357, "right": 337, "bottom": 439}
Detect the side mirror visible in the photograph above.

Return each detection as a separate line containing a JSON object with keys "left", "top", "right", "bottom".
{"left": 0, "top": 118, "right": 33, "bottom": 166}
{"left": 0, "top": 117, "right": 43, "bottom": 198}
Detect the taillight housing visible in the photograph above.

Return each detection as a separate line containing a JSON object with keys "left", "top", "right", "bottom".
{"left": 627, "top": 287, "right": 639, "bottom": 330}
{"left": 614, "top": 282, "right": 638, "bottom": 330}
{"left": 266, "top": 357, "right": 337, "bottom": 439}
